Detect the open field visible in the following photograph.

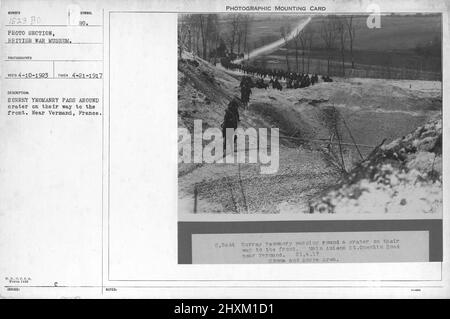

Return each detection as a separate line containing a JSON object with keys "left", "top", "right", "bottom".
{"left": 266, "top": 45, "right": 441, "bottom": 71}
{"left": 302, "top": 14, "right": 441, "bottom": 51}
{"left": 227, "top": 14, "right": 442, "bottom": 51}
{"left": 217, "top": 13, "right": 441, "bottom": 51}
{"left": 252, "top": 50, "right": 441, "bottom": 80}
{"left": 235, "top": 13, "right": 442, "bottom": 79}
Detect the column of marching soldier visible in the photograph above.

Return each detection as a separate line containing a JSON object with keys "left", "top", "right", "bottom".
{"left": 222, "top": 59, "right": 333, "bottom": 91}
{"left": 221, "top": 58, "right": 334, "bottom": 148}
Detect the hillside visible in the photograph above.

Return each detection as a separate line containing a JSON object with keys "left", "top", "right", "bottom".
{"left": 310, "top": 116, "right": 442, "bottom": 214}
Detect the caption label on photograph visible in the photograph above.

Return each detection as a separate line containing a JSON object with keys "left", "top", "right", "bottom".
{"left": 192, "top": 231, "right": 429, "bottom": 264}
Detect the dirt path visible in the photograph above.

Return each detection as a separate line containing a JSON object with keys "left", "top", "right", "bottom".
{"left": 233, "top": 16, "right": 312, "bottom": 63}
{"left": 178, "top": 145, "right": 340, "bottom": 214}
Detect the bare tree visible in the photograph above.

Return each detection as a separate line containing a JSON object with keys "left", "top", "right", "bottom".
{"left": 227, "top": 14, "right": 240, "bottom": 55}
{"left": 181, "top": 14, "right": 219, "bottom": 61}
{"left": 345, "top": 16, "right": 356, "bottom": 69}
{"left": 280, "top": 25, "right": 291, "bottom": 72}
{"left": 180, "top": 14, "right": 194, "bottom": 54}
{"left": 241, "top": 15, "right": 252, "bottom": 59}
{"left": 320, "top": 16, "right": 338, "bottom": 75}
{"left": 205, "top": 14, "right": 218, "bottom": 60}
{"left": 293, "top": 28, "right": 310, "bottom": 73}
{"left": 198, "top": 15, "right": 208, "bottom": 59}
{"left": 178, "top": 15, "right": 189, "bottom": 59}
{"left": 298, "top": 30, "right": 307, "bottom": 73}
{"left": 335, "top": 16, "right": 347, "bottom": 76}
{"left": 237, "top": 28, "right": 242, "bottom": 55}
{"left": 187, "top": 15, "right": 202, "bottom": 57}
{"left": 305, "top": 27, "right": 315, "bottom": 73}
{"left": 291, "top": 29, "right": 301, "bottom": 73}
{"left": 187, "top": 24, "right": 192, "bottom": 52}
{"left": 195, "top": 26, "right": 200, "bottom": 56}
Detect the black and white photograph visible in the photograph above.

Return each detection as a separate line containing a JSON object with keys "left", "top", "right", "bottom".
{"left": 178, "top": 13, "right": 442, "bottom": 215}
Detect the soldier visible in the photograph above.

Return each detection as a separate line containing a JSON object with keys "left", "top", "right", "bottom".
{"left": 323, "top": 75, "right": 333, "bottom": 82}
{"left": 244, "top": 84, "right": 252, "bottom": 106}
{"left": 240, "top": 77, "right": 247, "bottom": 102}
{"left": 240, "top": 77, "right": 252, "bottom": 107}
{"left": 270, "top": 78, "right": 275, "bottom": 89}
{"left": 286, "top": 78, "right": 293, "bottom": 89}
{"left": 274, "top": 78, "right": 282, "bottom": 91}
{"left": 256, "top": 77, "right": 265, "bottom": 89}
{"left": 240, "top": 84, "right": 247, "bottom": 105}
{"left": 305, "top": 75, "right": 311, "bottom": 87}
{"left": 222, "top": 99, "right": 240, "bottom": 151}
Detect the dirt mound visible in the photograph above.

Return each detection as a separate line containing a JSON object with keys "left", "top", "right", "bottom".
{"left": 248, "top": 102, "right": 316, "bottom": 147}
{"left": 310, "top": 117, "right": 442, "bottom": 214}
{"left": 330, "top": 78, "right": 442, "bottom": 112}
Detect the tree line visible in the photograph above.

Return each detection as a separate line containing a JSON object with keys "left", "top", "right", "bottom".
{"left": 279, "top": 15, "right": 357, "bottom": 76}
{"left": 178, "top": 14, "right": 252, "bottom": 61}
{"left": 178, "top": 14, "right": 358, "bottom": 77}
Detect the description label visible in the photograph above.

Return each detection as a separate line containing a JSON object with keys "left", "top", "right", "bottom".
{"left": 192, "top": 231, "right": 429, "bottom": 264}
